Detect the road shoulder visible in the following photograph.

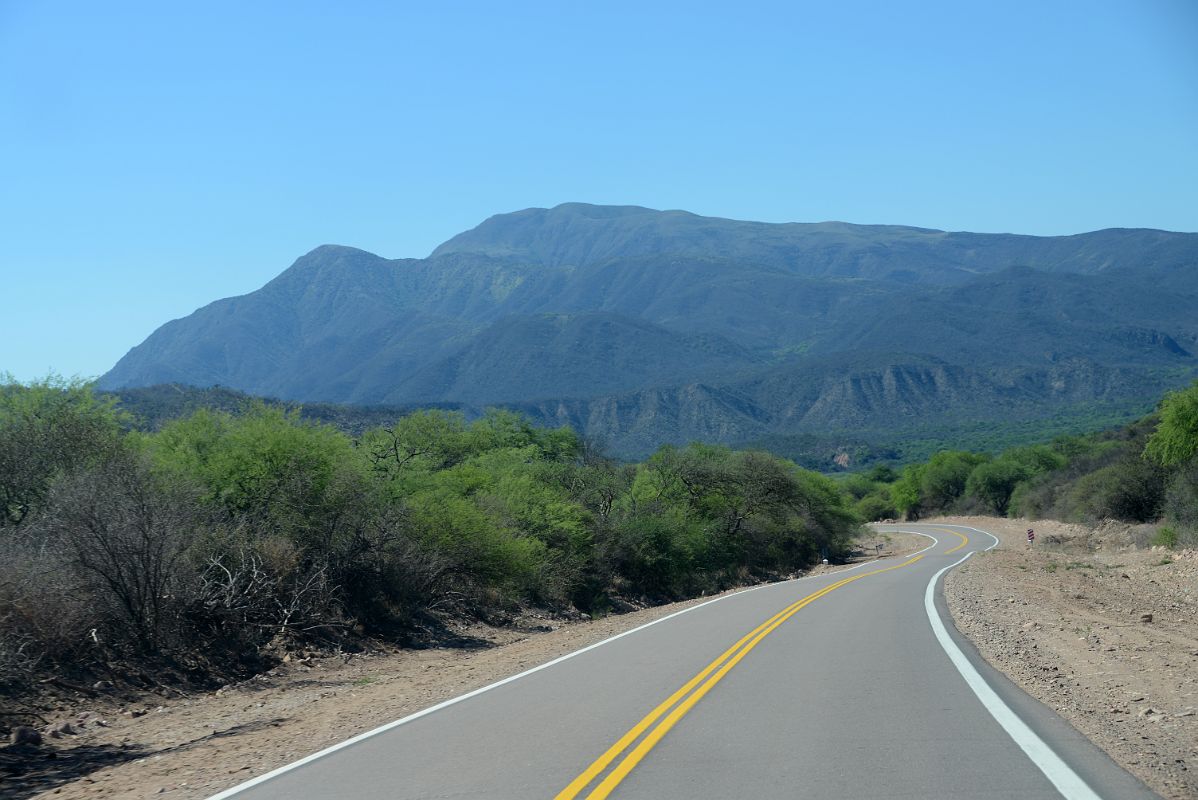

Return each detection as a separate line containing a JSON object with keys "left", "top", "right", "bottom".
{"left": 937, "top": 515, "right": 1197, "bottom": 800}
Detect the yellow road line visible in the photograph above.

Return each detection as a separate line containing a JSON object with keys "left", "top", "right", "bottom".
{"left": 936, "top": 527, "right": 970, "bottom": 554}
{"left": 555, "top": 554, "right": 925, "bottom": 800}
{"left": 552, "top": 569, "right": 871, "bottom": 799}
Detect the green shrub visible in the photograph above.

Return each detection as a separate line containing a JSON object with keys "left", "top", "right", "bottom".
{"left": 0, "top": 376, "right": 126, "bottom": 526}
{"left": 855, "top": 491, "right": 896, "bottom": 522}
{"left": 1145, "top": 381, "right": 1198, "bottom": 467}
{"left": 1062, "top": 456, "right": 1166, "bottom": 523}
{"left": 1162, "top": 460, "right": 1198, "bottom": 530}
{"left": 1153, "top": 526, "right": 1179, "bottom": 549}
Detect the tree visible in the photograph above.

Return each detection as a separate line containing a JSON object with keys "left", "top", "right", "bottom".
{"left": 362, "top": 409, "right": 472, "bottom": 476}
{"left": 1145, "top": 381, "right": 1198, "bottom": 467}
{"left": 890, "top": 464, "right": 924, "bottom": 520}
{"left": 919, "top": 450, "right": 989, "bottom": 512}
{"left": 150, "top": 403, "right": 366, "bottom": 544}
{"left": 965, "top": 460, "right": 1031, "bottom": 515}
{"left": 0, "top": 376, "right": 124, "bottom": 526}
{"left": 964, "top": 445, "right": 1064, "bottom": 515}
{"left": 865, "top": 464, "right": 899, "bottom": 483}
{"left": 855, "top": 491, "right": 896, "bottom": 522}
{"left": 1002, "top": 445, "right": 1066, "bottom": 474}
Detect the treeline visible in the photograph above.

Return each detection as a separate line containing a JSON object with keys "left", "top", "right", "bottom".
{"left": 0, "top": 377, "right": 861, "bottom": 701}
{"left": 101, "top": 383, "right": 465, "bottom": 437}
{"left": 844, "top": 382, "right": 1198, "bottom": 547}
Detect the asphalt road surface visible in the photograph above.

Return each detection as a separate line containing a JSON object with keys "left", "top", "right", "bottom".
{"left": 209, "top": 524, "right": 1159, "bottom": 799}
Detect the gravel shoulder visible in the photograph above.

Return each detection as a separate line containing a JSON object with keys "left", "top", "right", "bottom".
{"left": 4, "top": 535, "right": 925, "bottom": 800}
{"left": 938, "top": 515, "right": 1198, "bottom": 800}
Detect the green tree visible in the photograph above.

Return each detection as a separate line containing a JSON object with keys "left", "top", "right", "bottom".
{"left": 855, "top": 490, "right": 896, "bottom": 521}
{"left": 890, "top": 464, "right": 925, "bottom": 520}
{"left": 1001, "top": 445, "right": 1066, "bottom": 474}
{"left": 919, "top": 450, "right": 989, "bottom": 511}
{"left": 865, "top": 464, "right": 899, "bottom": 484}
{"left": 0, "top": 375, "right": 125, "bottom": 526}
{"left": 965, "top": 445, "right": 1065, "bottom": 515}
{"left": 361, "top": 409, "right": 473, "bottom": 476}
{"left": 149, "top": 404, "right": 368, "bottom": 550}
{"left": 1145, "top": 381, "right": 1198, "bottom": 467}
{"left": 965, "top": 460, "right": 1032, "bottom": 515}
{"left": 838, "top": 472, "right": 877, "bottom": 501}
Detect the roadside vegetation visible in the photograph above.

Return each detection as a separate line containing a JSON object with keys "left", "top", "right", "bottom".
{"left": 6, "top": 374, "right": 1194, "bottom": 722}
{"left": 0, "top": 376, "right": 861, "bottom": 707}
{"left": 845, "top": 382, "right": 1198, "bottom": 551}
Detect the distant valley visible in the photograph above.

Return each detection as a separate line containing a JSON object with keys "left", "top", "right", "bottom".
{"left": 100, "top": 204, "right": 1198, "bottom": 459}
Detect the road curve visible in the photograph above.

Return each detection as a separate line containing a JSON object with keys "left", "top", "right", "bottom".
{"left": 208, "top": 524, "right": 1159, "bottom": 800}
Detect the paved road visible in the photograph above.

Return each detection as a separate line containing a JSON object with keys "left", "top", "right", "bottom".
{"left": 210, "top": 524, "right": 1159, "bottom": 799}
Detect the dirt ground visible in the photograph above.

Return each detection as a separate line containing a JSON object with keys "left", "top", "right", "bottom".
{"left": 1, "top": 534, "right": 924, "bottom": 800}
{"left": 938, "top": 515, "right": 1198, "bottom": 800}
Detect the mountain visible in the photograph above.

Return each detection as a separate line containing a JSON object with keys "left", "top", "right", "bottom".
{"left": 432, "top": 204, "right": 1196, "bottom": 283}
{"left": 99, "top": 203, "right": 1198, "bottom": 458}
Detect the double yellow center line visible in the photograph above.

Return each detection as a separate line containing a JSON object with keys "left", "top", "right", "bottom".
{"left": 555, "top": 553, "right": 928, "bottom": 799}
{"left": 939, "top": 527, "right": 969, "bottom": 554}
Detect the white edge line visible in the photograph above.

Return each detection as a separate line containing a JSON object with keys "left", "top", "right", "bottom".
{"left": 205, "top": 548, "right": 898, "bottom": 799}
{"left": 867, "top": 524, "right": 941, "bottom": 558}
{"left": 924, "top": 551, "right": 1103, "bottom": 800}
{"left": 880, "top": 528, "right": 938, "bottom": 556}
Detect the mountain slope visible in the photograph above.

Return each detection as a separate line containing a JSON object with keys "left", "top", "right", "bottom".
{"left": 389, "top": 312, "right": 759, "bottom": 405}
{"left": 819, "top": 265, "right": 1198, "bottom": 366}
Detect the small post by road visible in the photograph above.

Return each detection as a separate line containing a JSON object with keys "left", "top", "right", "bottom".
{"left": 1027, "top": 528, "right": 1035, "bottom": 547}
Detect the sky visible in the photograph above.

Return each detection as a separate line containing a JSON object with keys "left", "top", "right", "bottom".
{"left": 1, "top": 0, "right": 1196, "bottom": 381}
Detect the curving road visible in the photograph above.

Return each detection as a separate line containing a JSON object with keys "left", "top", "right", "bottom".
{"left": 208, "top": 524, "right": 1159, "bottom": 800}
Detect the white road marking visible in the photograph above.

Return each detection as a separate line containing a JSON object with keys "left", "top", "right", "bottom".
{"left": 924, "top": 550, "right": 1103, "bottom": 800}
{"left": 205, "top": 550, "right": 892, "bottom": 798}
{"left": 882, "top": 528, "right": 938, "bottom": 556}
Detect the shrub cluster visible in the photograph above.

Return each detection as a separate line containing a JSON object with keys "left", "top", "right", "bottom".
{"left": 0, "top": 377, "right": 862, "bottom": 701}
{"left": 848, "top": 381, "right": 1198, "bottom": 549}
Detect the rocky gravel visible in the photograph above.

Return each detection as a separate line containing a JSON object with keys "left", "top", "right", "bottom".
{"left": 940, "top": 515, "right": 1198, "bottom": 800}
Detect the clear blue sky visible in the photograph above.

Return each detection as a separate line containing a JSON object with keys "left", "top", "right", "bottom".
{"left": 2, "top": 0, "right": 1196, "bottom": 381}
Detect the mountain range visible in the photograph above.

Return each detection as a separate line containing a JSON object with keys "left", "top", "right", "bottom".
{"left": 100, "top": 203, "right": 1198, "bottom": 459}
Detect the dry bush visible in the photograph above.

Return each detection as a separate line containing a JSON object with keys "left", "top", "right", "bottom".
{"left": 183, "top": 538, "right": 340, "bottom": 652}
{"left": 35, "top": 447, "right": 202, "bottom": 656}
{"left": 321, "top": 500, "right": 461, "bottom": 632}
{"left": 0, "top": 617, "right": 39, "bottom": 697}
{"left": 0, "top": 532, "right": 98, "bottom": 693}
